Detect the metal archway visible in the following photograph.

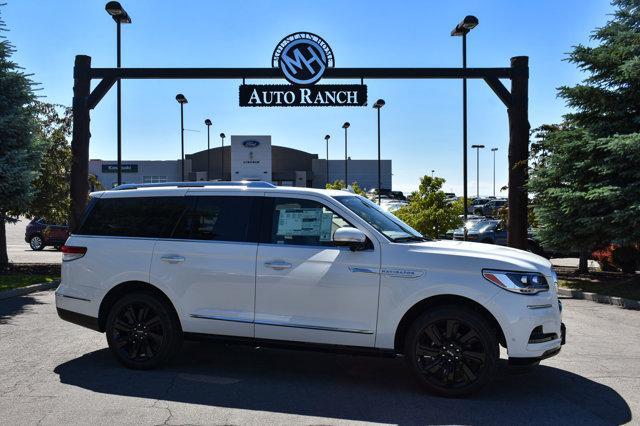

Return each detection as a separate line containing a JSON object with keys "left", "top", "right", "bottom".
{"left": 70, "top": 55, "right": 529, "bottom": 248}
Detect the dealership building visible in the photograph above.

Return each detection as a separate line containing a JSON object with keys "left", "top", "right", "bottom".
{"left": 90, "top": 135, "right": 392, "bottom": 190}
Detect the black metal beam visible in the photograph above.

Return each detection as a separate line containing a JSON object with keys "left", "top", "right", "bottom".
{"left": 90, "top": 67, "right": 512, "bottom": 80}
{"left": 483, "top": 77, "right": 512, "bottom": 109}
{"left": 87, "top": 78, "right": 117, "bottom": 110}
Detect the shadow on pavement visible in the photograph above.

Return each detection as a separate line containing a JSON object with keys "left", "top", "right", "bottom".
{"left": 0, "top": 294, "right": 46, "bottom": 325}
{"left": 54, "top": 341, "right": 632, "bottom": 424}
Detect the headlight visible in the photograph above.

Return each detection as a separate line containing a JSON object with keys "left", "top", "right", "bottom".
{"left": 482, "top": 269, "right": 549, "bottom": 294}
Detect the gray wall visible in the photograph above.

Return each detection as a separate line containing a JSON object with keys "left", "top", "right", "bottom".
{"left": 311, "top": 159, "right": 392, "bottom": 190}
{"left": 89, "top": 160, "right": 182, "bottom": 189}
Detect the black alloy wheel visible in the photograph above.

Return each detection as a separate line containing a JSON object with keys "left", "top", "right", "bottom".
{"left": 406, "top": 306, "right": 498, "bottom": 397}
{"left": 106, "top": 292, "right": 182, "bottom": 369}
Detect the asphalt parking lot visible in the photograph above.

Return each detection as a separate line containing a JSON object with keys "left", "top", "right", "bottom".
{"left": 0, "top": 291, "right": 637, "bottom": 425}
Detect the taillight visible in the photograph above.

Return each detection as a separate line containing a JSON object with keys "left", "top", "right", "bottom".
{"left": 61, "top": 245, "right": 87, "bottom": 262}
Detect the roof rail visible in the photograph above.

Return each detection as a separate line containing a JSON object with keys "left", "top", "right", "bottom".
{"left": 112, "top": 181, "right": 277, "bottom": 191}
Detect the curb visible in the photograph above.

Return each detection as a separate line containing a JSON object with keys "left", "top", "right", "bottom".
{"left": 558, "top": 287, "right": 640, "bottom": 310}
{"left": 0, "top": 280, "right": 60, "bottom": 301}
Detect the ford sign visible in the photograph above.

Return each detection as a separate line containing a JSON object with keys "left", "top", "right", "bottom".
{"left": 242, "top": 140, "right": 260, "bottom": 148}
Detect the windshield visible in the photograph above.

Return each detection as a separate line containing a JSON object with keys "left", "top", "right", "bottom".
{"left": 334, "top": 195, "right": 427, "bottom": 242}
{"left": 469, "top": 220, "right": 498, "bottom": 233}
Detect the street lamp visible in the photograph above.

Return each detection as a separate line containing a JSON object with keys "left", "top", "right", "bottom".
{"left": 452, "top": 15, "right": 478, "bottom": 238}
{"left": 205, "top": 119, "right": 212, "bottom": 180}
{"left": 219, "top": 133, "right": 226, "bottom": 180}
{"left": 324, "top": 134, "right": 331, "bottom": 186}
{"left": 342, "top": 122, "right": 350, "bottom": 186}
{"left": 491, "top": 147, "right": 498, "bottom": 197}
{"left": 431, "top": 169, "right": 435, "bottom": 178}
{"left": 471, "top": 144, "right": 485, "bottom": 198}
{"left": 373, "top": 99, "right": 385, "bottom": 204}
{"left": 175, "top": 94, "right": 188, "bottom": 181}
{"left": 105, "top": 1, "right": 132, "bottom": 186}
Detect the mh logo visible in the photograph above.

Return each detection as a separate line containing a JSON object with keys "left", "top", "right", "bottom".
{"left": 272, "top": 32, "right": 334, "bottom": 86}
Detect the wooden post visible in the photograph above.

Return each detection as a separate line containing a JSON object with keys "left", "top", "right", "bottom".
{"left": 507, "top": 56, "right": 529, "bottom": 249}
{"left": 70, "top": 55, "right": 92, "bottom": 232}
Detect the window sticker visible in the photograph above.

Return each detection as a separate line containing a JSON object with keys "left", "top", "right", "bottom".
{"left": 277, "top": 208, "right": 326, "bottom": 237}
{"left": 319, "top": 212, "right": 333, "bottom": 241}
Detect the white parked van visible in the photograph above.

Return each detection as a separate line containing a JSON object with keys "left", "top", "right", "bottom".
{"left": 56, "top": 181, "right": 564, "bottom": 397}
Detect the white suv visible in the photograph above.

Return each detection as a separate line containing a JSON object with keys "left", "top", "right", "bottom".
{"left": 56, "top": 181, "right": 565, "bottom": 397}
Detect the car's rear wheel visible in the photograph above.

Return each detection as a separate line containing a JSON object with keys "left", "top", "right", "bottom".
{"left": 405, "top": 306, "right": 498, "bottom": 397}
{"left": 29, "top": 235, "right": 44, "bottom": 251}
{"left": 105, "top": 292, "right": 182, "bottom": 369}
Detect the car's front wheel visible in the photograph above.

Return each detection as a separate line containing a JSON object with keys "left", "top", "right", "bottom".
{"left": 405, "top": 305, "right": 499, "bottom": 397}
{"left": 29, "top": 235, "right": 44, "bottom": 251}
{"left": 105, "top": 292, "right": 182, "bottom": 370}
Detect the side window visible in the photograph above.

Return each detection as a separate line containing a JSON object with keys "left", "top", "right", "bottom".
{"left": 77, "top": 197, "right": 188, "bottom": 238}
{"left": 268, "top": 197, "right": 351, "bottom": 246}
{"left": 172, "top": 196, "right": 253, "bottom": 242}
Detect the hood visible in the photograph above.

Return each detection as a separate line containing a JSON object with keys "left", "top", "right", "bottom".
{"left": 404, "top": 239, "right": 553, "bottom": 275}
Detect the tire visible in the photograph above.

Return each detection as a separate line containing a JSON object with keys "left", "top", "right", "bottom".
{"left": 105, "top": 292, "right": 182, "bottom": 370}
{"left": 404, "top": 305, "right": 499, "bottom": 397}
{"left": 54, "top": 245, "right": 62, "bottom": 251}
{"left": 29, "top": 235, "right": 44, "bottom": 251}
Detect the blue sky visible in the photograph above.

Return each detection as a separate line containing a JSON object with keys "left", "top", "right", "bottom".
{"left": 5, "top": 0, "right": 612, "bottom": 194}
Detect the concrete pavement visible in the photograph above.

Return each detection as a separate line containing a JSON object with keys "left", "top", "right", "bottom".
{"left": 0, "top": 291, "right": 637, "bottom": 425}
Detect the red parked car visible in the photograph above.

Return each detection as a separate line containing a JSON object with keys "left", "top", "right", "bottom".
{"left": 25, "top": 218, "right": 69, "bottom": 251}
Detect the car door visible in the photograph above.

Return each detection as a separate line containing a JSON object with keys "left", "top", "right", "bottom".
{"left": 494, "top": 221, "right": 508, "bottom": 245}
{"left": 254, "top": 195, "right": 381, "bottom": 347}
{"left": 150, "top": 193, "right": 260, "bottom": 338}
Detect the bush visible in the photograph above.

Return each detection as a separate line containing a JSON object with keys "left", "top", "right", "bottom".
{"left": 591, "top": 244, "right": 618, "bottom": 272}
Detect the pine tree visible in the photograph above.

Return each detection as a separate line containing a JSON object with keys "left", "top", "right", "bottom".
{"left": 558, "top": 0, "right": 640, "bottom": 137}
{"left": 0, "top": 7, "right": 43, "bottom": 268}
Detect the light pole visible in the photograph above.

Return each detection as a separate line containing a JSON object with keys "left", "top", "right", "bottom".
{"left": 324, "top": 134, "right": 331, "bottom": 186}
{"left": 471, "top": 144, "right": 485, "bottom": 198}
{"left": 105, "top": 1, "right": 131, "bottom": 187}
{"left": 491, "top": 147, "right": 498, "bottom": 197}
{"left": 175, "top": 94, "right": 188, "bottom": 181}
{"left": 342, "top": 122, "right": 350, "bottom": 186}
{"left": 431, "top": 169, "right": 435, "bottom": 178}
{"left": 452, "top": 15, "right": 479, "bottom": 237}
{"left": 373, "top": 99, "right": 385, "bottom": 204}
{"left": 205, "top": 119, "right": 212, "bottom": 180}
{"left": 219, "top": 133, "right": 226, "bottom": 180}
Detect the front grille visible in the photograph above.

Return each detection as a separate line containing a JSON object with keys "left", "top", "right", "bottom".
{"left": 528, "top": 326, "right": 558, "bottom": 344}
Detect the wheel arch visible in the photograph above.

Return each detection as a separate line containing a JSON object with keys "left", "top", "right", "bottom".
{"left": 393, "top": 294, "right": 506, "bottom": 354}
{"left": 98, "top": 281, "right": 182, "bottom": 333}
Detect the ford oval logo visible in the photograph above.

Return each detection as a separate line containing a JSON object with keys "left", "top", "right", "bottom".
{"left": 242, "top": 140, "right": 260, "bottom": 148}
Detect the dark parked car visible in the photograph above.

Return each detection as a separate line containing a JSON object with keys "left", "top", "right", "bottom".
{"left": 25, "top": 218, "right": 69, "bottom": 251}
{"left": 474, "top": 199, "right": 507, "bottom": 217}
{"left": 453, "top": 219, "right": 545, "bottom": 256}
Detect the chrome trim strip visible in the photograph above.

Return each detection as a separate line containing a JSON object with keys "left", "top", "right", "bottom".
{"left": 255, "top": 319, "right": 374, "bottom": 335}
{"left": 62, "top": 294, "right": 91, "bottom": 302}
{"left": 189, "top": 314, "right": 374, "bottom": 334}
{"left": 527, "top": 304, "right": 553, "bottom": 309}
{"left": 189, "top": 314, "right": 254, "bottom": 324}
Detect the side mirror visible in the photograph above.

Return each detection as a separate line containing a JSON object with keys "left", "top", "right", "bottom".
{"left": 333, "top": 227, "right": 367, "bottom": 251}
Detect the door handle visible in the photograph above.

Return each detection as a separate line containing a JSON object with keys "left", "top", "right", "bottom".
{"left": 161, "top": 255, "right": 185, "bottom": 264}
{"left": 264, "top": 260, "right": 292, "bottom": 270}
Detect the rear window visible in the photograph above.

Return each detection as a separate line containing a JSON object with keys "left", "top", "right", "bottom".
{"left": 77, "top": 196, "right": 188, "bottom": 238}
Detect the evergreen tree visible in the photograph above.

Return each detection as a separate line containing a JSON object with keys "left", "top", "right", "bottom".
{"left": 0, "top": 7, "right": 43, "bottom": 268}
{"left": 529, "top": 126, "right": 640, "bottom": 271}
{"left": 558, "top": 0, "right": 640, "bottom": 137}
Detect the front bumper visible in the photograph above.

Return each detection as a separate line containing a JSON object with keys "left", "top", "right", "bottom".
{"left": 509, "top": 322, "right": 565, "bottom": 365}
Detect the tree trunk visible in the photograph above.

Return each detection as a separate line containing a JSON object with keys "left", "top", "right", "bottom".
{"left": 578, "top": 249, "right": 589, "bottom": 274}
{"left": 0, "top": 217, "right": 8, "bottom": 269}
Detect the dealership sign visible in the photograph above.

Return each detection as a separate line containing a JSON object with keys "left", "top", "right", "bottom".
{"left": 102, "top": 164, "right": 138, "bottom": 173}
{"left": 239, "top": 32, "right": 368, "bottom": 107}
